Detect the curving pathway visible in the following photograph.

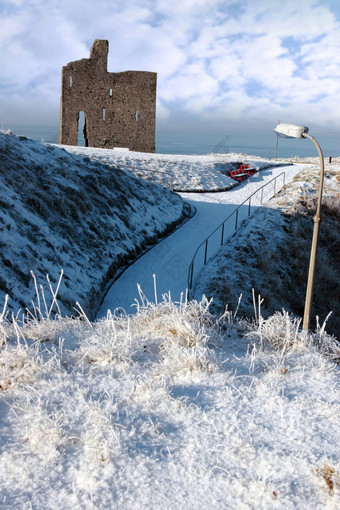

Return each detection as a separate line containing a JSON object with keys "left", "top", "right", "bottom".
{"left": 96, "top": 164, "right": 306, "bottom": 318}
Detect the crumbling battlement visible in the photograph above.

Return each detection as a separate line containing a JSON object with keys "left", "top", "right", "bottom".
{"left": 58, "top": 39, "right": 157, "bottom": 153}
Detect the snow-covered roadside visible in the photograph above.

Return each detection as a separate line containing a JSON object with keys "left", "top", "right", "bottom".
{"left": 97, "top": 163, "right": 307, "bottom": 318}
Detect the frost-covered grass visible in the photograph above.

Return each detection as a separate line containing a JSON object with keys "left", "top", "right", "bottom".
{"left": 0, "top": 285, "right": 339, "bottom": 509}
{"left": 0, "top": 131, "right": 193, "bottom": 318}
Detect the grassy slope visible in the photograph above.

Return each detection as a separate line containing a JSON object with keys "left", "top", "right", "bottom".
{"left": 193, "top": 165, "right": 340, "bottom": 338}
{"left": 0, "top": 132, "right": 193, "bottom": 318}
{"left": 62, "top": 145, "right": 279, "bottom": 192}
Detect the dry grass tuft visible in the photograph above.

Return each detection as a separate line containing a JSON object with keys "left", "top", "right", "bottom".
{"left": 317, "top": 464, "right": 339, "bottom": 495}
{"left": 0, "top": 348, "right": 40, "bottom": 390}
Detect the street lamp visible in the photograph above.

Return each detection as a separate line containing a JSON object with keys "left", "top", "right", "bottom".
{"left": 274, "top": 123, "right": 325, "bottom": 330}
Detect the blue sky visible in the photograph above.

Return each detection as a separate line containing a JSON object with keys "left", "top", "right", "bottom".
{"left": 1, "top": 0, "right": 340, "bottom": 148}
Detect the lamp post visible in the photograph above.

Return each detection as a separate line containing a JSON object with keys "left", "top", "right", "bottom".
{"left": 274, "top": 123, "right": 325, "bottom": 330}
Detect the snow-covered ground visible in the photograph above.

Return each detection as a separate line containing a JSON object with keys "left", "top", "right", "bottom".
{"left": 51, "top": 142, "right": 301, "bottom": 319}
{"left": 192, "top": 160, "right": 340, "bottom": 338}
{"left": 61, "top": 145, "right": 278, "bottom": 192}
{"left": 1, "top": 135, "right": 339, "bottom": 509}
{"left": 96, "top": 163, "right": 305, "bottom": 318}
{"left": 0, "top": 292, "right": 339, "bottom": 509}
{"left": 0, "top": 132, "right": 193, "bottom": 318}
{"left": 0, "top": 133, "right": 284, "bottom": 319}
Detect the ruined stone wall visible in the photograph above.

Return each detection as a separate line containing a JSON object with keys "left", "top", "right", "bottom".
{"left": 58, "top": 40, "right": 157, "bottom": 153}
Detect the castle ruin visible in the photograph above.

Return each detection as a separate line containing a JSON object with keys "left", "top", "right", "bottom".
{"left": 58, "top": 39, "right": 157, "bottom": 153}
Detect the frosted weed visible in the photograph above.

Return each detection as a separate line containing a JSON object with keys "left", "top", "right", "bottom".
{"left": 316, "top": 464, "right": 340, "bottom": 496}
{"left": 15, "top": 401, "right": 66, "bottom": 462}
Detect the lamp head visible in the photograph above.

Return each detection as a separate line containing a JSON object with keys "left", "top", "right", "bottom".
{"left": 274, "top": 123, "right": 309, "bottom": 139}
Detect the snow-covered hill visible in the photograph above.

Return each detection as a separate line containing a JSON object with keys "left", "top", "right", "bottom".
{"left": 0, "top": 132, "right": 339, "bottom": 509}
{"left": 193, "top": 161, "right": 340, "bottom": 338}
{"left": 0, "top": 132, "right": 193, "bottom": 318}
{"left": 62, "top": 144, "right": 278, "bottom": 192}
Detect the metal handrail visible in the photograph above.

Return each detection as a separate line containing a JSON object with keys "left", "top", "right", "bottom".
{"left": 187, "top": 171, "right": 286, "bottom": 292}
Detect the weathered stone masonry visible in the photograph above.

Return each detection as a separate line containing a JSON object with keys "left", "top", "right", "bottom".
{"left": 58, "top": 39, "right": 157, "bottom": 153}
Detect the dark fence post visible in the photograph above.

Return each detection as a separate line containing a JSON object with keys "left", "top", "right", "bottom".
{"left": 204, "top": 239, "right": 208, "bottom": 265}
{"left": 189, "top": 262, "right": 194, "bottom": 289}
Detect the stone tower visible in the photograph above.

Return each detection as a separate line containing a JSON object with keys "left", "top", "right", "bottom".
{"left": 58, "top": 39, "right": 157, "bottom": 153}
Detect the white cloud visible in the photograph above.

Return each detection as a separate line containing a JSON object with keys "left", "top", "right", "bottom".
{"left": 0, "top": 0, "right": 340, "bottom": 133}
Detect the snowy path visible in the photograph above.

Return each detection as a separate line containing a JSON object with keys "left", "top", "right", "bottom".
{"left": 96, "top": 164, "right": 306, "bottom": 317}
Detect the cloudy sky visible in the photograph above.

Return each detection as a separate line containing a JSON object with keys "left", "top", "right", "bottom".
{"left": 1, "top": 0, "right": 340, "bottom": 150}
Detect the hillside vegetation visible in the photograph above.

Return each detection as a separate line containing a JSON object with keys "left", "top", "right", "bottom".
{"left": 0, "top": 132, "right": 193, "bottom": 318}
{"left": 194, "top": 165, "right": 340, "bottom": 338}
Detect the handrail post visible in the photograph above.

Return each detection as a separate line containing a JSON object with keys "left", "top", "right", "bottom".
{"left": 221, "top": 223, "right": 225, "bottom": 245}
{"left": 189, "top": 261, "right": 194, "bottom": 289}
{"left": 248, "top": 197, "right": 251, "bottom": 216}
{"left": 235, "top": 209, "right": 239, "bottom": 230}
{"left": 204, "top": 239, "right": 208, "bottom": 265}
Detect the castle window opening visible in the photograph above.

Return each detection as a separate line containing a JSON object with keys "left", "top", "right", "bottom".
{"left": 103, "top": 108, "right": 106, "bottom": 121}
{"left": 69, "top": 76, "right": 73, "bottom": 87}
{"left": 135, "top": 110, "right": 139, "bottom": 121}
{"left": 77, "top": 111, "right": 88, "bottom": 146}
{"left": 109, "top": 88, "right": 113, "bottom": 97}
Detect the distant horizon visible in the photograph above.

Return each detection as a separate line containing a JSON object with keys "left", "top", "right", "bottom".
{"left": 4, "top": 122, "right": 339, "bottom": 160}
